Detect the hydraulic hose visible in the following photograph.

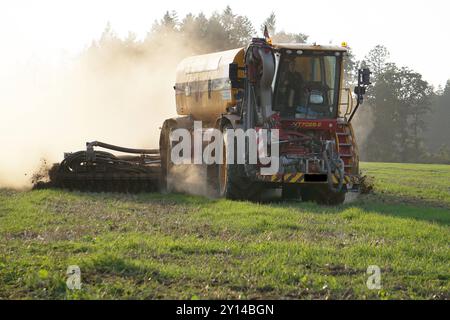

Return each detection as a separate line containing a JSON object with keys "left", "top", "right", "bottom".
{"left": 86, "top": 141, "right": 159, "bottom": 154}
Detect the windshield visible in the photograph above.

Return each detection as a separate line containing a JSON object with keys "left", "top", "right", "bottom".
{"left": 273, "top": 52, "right": 341, "bottom": 119}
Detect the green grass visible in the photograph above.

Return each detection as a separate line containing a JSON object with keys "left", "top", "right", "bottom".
{"left": 362, "top": 162, "right": 450, "bottom": 207}
{"left": 0, "top": 162, "right": 449, "bottom": 299}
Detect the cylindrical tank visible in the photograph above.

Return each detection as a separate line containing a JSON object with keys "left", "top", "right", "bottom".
{"left": 174, "top": 48, "right": 245, "bottom": 122}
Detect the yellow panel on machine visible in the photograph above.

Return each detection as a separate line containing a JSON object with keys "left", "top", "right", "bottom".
{"left": 175, "top": 48, "right": 245, "bottom": 122}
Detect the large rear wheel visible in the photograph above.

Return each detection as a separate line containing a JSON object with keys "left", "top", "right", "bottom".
{"left": 212, "top": 123, "right": 264, "bottom": 201}
{"left": 159, "top": 121, "right": 174, "bottom": 193}
{"left": 282, "top": 185, "right": 301, "bottom": 200}
{"left": 300, "top": 185, "right": 346, "bottom": 205}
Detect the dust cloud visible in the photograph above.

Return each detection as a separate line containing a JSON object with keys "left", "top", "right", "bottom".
{"left": 350, "top": 102, "right": 375, "bottom": 160}
{"left": 0, "top": 35, "right": 195, "bottom": 188}
{"left": 168, "top": 165, "right": 209, "bottom": 197}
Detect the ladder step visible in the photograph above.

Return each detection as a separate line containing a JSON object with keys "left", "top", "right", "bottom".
{"left": 340, "top": 154, "right": 353, "bottom": 157}
{"left": 337, "top": 132, "right": 349, "bottom": 136}
{"left": 344, "top": 165, "right": 353, "bottom": 168}
{"left": 339, "top": 143, "right": 352, "bottom": 147}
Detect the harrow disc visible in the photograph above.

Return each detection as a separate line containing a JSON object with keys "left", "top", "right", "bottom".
{"left": 48, "top": 150, "right": 161, "bottom": 193}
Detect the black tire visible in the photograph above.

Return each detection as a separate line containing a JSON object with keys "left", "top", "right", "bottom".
{"left": 282, "top": 184, "right": 301, "bottom": 200}
{"left": 215, "top": 123, "right": 263, "bottom": 201}
{"left": 159, "top": 121, "right": 174, "bottom": 192}
{"left": 220, "top": 162, "right": 263, "bottom": 201}
{"left": 322, "top": 190, "right": 346, "bottom": 205}
{"left": 300, "top": 185, "right": 346, "bottom": 205}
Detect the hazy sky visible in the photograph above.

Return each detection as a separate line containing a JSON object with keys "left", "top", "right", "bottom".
{"left": 1, "top": 0, "right": 449, "bottom": 87}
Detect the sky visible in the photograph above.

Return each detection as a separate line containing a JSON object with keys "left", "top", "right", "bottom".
{"left": 0, "top": 0, "right": 449, "bottom": 88}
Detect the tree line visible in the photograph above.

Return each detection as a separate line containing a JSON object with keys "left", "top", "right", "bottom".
{"left": 80, "top": 6, "right": 450, "bottom": 164}
{"left": 357, "top": 45, "right": 449, "bottom": 163}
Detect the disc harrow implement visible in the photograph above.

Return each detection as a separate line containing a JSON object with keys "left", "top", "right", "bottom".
{"left": 49, "top": 141, "right": 161, "bottom": 193}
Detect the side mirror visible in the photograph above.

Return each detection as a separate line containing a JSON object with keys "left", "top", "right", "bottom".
{"left": 360, "top": 68, "right": 371, "bottom": 86}
{"left": 349, "top": 68, "right": 372, "bottom": 122}
{"left": 354, "top": 68, "right": 371, "bottom": 103}
{"left": 229, "top": 63, "right": 238, "bottom": 81}
{"left": 229, "top": 63, "right": 243, "bottom": 89}
{"left": 354, "top": 86, "right": 366, "bottom": 96}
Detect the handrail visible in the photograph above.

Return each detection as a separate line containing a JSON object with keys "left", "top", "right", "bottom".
{"left": 338, "top": 88, "right": 354, "bottom": 119}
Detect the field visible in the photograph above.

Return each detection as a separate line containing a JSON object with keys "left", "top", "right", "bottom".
{"left": 0, "top": 162, "right": 449, "bottom": 299}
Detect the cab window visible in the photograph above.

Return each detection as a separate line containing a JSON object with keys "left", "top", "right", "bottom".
{"left": 273, "top": 51, "right": 341, "bottom": 119}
